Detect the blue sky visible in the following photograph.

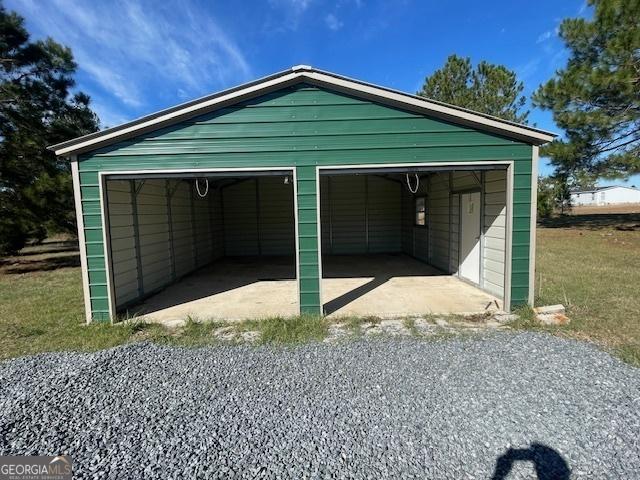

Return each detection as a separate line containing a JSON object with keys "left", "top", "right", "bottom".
{"left": 8, "top": 0, "right": 638, "bottom": 186}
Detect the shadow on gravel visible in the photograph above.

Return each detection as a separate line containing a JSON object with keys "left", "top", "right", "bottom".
{"left": 491, "top": 443, "right": 570, "bottom": 480}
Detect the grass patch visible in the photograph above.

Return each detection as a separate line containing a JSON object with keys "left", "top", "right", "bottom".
{"left": 523, "top": 215, "right": 640, "bottom": 367}
{"left": 403, "top": 317, "right": 418, "bottom": 336}
{"left": 0, "top": 268, "right": 135, "bottom": 360}
{"left": 335, "top": 315, "right": 381, "bottom": 335}
{"left": 161, "top": 317, "right": 226, "bottom": 347}
{"left": 239, "top": 314, "right": 328, "bottom": 344}
{"left": 509, "top": 305, "right": 538, "bottom": 329}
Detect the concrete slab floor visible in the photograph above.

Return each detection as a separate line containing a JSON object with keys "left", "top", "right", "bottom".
{"left": 134, "top": 256, "right": 298, "bottom": 325}
{"left": 322, "top": 254, "right": 501, "bottom": 318}
{"left": 134, "top": 254, "right": 501, "bottom": 326}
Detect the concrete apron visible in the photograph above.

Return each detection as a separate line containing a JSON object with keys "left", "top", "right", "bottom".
{"left": 134, "top": 254, "right": 501, "bottom": 326}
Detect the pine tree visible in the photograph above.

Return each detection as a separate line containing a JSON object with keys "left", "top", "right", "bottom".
{"left": 0, "top": 3, "right": 99, "bottom": 255}
{"left": 533, "top": 0, "right": 640, "bottom": 179}
{"left": 418, "top": 54, "right": 529, "bottom": 124}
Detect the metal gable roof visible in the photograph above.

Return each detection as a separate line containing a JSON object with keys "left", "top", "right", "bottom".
{"left": 50, "top": 65, "right": 556, "bottom": 156}
{"left": 572, "top": 185, "right": 639, "bottom": 194}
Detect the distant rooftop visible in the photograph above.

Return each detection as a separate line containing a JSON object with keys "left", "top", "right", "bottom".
{"left": 571, "top": 185, "right": 638, "bottom": 194}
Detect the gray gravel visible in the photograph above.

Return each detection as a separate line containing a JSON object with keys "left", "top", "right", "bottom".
{"left": 1, "top": 332, "right": 639, "bottom": 479}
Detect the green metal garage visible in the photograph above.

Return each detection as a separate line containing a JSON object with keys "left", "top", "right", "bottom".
{"left": 51, "top": 66, "right": 554, "bottom": 323}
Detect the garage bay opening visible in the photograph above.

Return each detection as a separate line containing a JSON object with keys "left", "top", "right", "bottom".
{"left": 319, "top": 166, "right": 508, "bottom": 317}
{"left": 104, "top": 170, "right": 297, "bottom": 323}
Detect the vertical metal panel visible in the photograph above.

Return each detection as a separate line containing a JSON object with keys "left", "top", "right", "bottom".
{"left": 189, "top": 183, "right": 198, "bottom": 266}
{"left": 193, "top": 183, "right": 213, "bottom": 266}
{"left": 258, "top": 177, "right": 295, "bottom": 255}
{"left": 364, "top": 176, "right": 369, "bottom": 252}
{"left": 171, "top": 181, "right": 196, "bottom": 277}
{"left": 452, "top": 171, "right": 480, "bottom": 191}
{"left": 479, "top": 171, "right": 486, "bottom": 288}
{"left": 400, "top": 186, "right": 413, "bottom": 255}
{"left": 483, "top": 169, "right": 507, "bottom": 297}
{"left": 165, "top": 180, "right": 176, "bottom": 280}
{"left": 449, "top": 193, "right": 460, "bottom": 273}
{"left": 428, "top": 172, "right": 450, "bottom": 270}
{"left": 130, "top": 180, "right": 144, "bottom": 297}
{"left": 328, "top": 175, "right": 366, "bottom": 254}
{"left": 106, "top": 180, "right": 140, "bottom": 306}
{"left": 222, "top": 180, "right": 259, "bottom": 255}
{"left": 400, "top": 176, "right": 428, "bottom": 261}
{"left": 367, "top": 176, "right": 401, "bottom": 253}
{"left": 319, "top": 177, "right": 331, "bottom": 253}
{"left": 319, "top": 175, "right": 401, "bottom": 255}
{"left": 255, "top": 178, "right": 262, "bottom": 256}
{"left": 207, "top": 186, "right": 224, "bottom": 261}
{"left": 136, "top": 179, "right": 171, "bottom": 293}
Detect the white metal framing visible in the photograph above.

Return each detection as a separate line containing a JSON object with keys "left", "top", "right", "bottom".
{"left": 529, "top": 146, "right": 539, "bottom": 305}
{"left": 70, "top": 157, "right": 92, "bottom": 323}
{"left": 96, "top": 167, "right": 300, "bottom": 322}
{"left": 315, "top": 161, "right": 515, "bottom": 313}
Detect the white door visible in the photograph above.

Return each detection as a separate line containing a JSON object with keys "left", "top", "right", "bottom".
{"left": 459, "top": 192, "right": 481, "bottom": 284}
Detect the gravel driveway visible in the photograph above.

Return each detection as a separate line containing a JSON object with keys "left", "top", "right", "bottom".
{"left": 1, "top": 332, "right": 639, "bottom": 479}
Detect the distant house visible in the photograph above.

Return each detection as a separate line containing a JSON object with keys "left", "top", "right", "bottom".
{"left": 571, "top": 186, "right": 640, "bottom": 206}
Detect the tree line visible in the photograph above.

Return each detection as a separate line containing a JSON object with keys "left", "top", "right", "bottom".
{"left": 1, "top": 0, "right": 638, "bottom": 255}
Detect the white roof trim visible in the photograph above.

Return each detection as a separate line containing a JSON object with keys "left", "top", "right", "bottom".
{"left": 51, "top": 66, "right": 555, "bottom": 156}
{"left": 572, "top": 185, "right": 639, "bottom": 194}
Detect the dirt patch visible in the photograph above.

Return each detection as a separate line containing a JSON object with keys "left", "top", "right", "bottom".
{"left": 539, "top": 212, "right": 640, "bottom": 230}
{"left": 0, "top": 239, "right": 79, "bottom": 275}
{"left": 571, "top": 204, "right": 640, "bottom": 215}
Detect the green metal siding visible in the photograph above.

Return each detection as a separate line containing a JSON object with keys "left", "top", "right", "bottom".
{"left": 77, "top": 83, "right": 534, "bottom": 319}
{"left": 296, "top": 165, "right": 321, "bottom": 313}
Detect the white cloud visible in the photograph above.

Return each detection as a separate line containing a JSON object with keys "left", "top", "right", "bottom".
{"left": 9, "top": 0, "right": 251, "bottom": 123}
{"left": 536, "top": 30, "right": 553, "bottom": 43}
{"left": 267, "top": 0, "right": 315, "bottom": 31}
{"left": 516, "top": 58, "right": 541, "bottom": 82}
{"left": 90, "top": 100, "right": 131, "bottom": 129}
{"left": 578, "top": 1, "right": 588, "bottom": 15}
{"left": 325, "top": 13, "right": 343, "bottom": 31}
{"left": 81, "top": 61, "right": 142, "bottom": 108}
{"left": 273, "top": 0, "right": 313, "bottom": 11}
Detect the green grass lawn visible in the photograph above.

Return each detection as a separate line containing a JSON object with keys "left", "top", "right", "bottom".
{"left": 533, "top": 214, "right": 640, "bottom": 366}
{"left": 1, "top": 214, "right": 639, "bottom": 365}
{"left": 0, "top": 268, "right": 144, "bottom": 359}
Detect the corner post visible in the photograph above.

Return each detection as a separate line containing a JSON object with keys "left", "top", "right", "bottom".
{"left": 71, "top": 156, "right": 92, "bottom": 323}
{"left": 529, "top": 146, "right": 539, "bottom": 306}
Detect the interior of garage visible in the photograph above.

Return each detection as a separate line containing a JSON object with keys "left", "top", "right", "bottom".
{"left": 105, "top": 172, "right": 298, "bottom": 323}
{"left": 319, "top": 168, "right": 508, "bottom": 317}
{"left": 103, "top": 166, "right": 508, "bottom": 323}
